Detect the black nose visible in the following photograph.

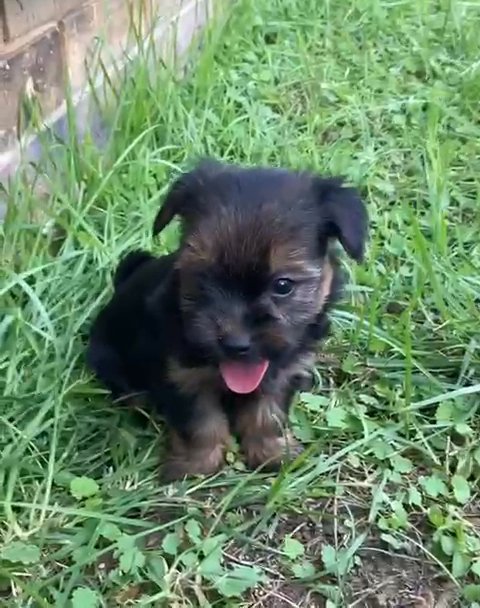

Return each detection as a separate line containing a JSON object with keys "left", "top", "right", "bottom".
{"left": 222, "top": 334, "right": 251, "bottom": 357}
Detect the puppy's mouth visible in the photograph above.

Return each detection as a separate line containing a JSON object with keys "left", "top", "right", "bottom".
{"left": 219, "top": 360, "right": 269, "bottom": 394}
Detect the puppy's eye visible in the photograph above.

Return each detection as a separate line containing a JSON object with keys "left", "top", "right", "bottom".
{"left": 271, "top": 278, "right": 295, "bottom": 297}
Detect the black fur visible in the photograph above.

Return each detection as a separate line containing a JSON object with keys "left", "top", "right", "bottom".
{"left": 113, "top": 250, "right": 155, "bottom": 289}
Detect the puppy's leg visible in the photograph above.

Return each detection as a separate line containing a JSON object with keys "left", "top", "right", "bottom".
{"left": 234, "top": 392, "right": 302, "bottom": 471}
{"left": 162, "top": 393, "right": 230, "bottom": 481}
{"left": 290, "top": 350, "right": 317, "bottom": 392}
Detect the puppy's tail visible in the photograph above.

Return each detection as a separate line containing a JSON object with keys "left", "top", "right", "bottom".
{"left": 113, "top": 250, "right": 154, "bottom": 289}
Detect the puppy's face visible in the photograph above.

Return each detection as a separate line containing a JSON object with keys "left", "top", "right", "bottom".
{"left": 153, "top": 161, "right": 368, "bottom": 394}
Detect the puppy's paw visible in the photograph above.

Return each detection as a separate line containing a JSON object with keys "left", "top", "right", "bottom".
{"left": 162, "top": 444, "right": 226, "bottom": 481}
{"left": 243, "top": 433, "right": 303, "bottom": 472}
{"left": 291, "top": 370, "right": 315, "bottom": 392}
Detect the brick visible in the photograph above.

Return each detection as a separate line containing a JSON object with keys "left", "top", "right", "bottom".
{"left": 0, "top": 26, "right": 64, "bottom": 141}
{"left": 2, "top": 0, "right": 80, "bottom": 42}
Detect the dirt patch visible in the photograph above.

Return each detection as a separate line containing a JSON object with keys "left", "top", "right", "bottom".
{"left": 233, "top": 505, "right": 461, "bottom": 608}
{"left": 86, "top": 498, "right": 461, "bottom": 607}
{"left": 250, "top": 582, "right": 325, "bottom": 607}
{"left": 346, "top": 549, "right": 459, "bottom": 607}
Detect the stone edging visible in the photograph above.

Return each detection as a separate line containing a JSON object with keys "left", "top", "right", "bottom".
{"left": 0, "top": 0, "right": 226, "bottom": 185}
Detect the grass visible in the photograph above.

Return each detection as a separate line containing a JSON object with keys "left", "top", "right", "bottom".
{"left": 1, "top": 0, "right": 480, "bottom": 605}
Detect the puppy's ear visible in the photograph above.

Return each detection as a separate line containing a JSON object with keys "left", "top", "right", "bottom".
{"left": 315, "top": 178, "right": 368, "bottom": 262}
{"left": 152, "top": 159, "right": 224, "bottom": 237}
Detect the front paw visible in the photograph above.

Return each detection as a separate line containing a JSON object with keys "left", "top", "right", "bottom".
{"left": 242, "top": 433, "right": 303, "bottom": 471}
{"left": 291, "top": 371, "right": 315, "bottom": 392}
{"left": 162, "top": 444, "right": 226, "bottom": 481}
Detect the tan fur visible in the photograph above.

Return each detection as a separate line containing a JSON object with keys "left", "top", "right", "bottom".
{"left": 269, "top": 243, "right": 310, "bottom": 274}
{"left": 177, "top": 239, "right": 215, "bottom": 268}
{"left": 164, "top": 431, "right": 227, "bottom": 480}
{"left": 168, "top": 359, "right": 219, "bottom": 395}
{"left": 163, "top": 392, "right": 230, "bottom": 480}
{"left": 234, "top": 396, "right": 301, "bottom": 469}
{"left": 236, "top": 351, "right": 317, "bottom": 421}
{"left": 317, "top": 257, "right": 334, "bottom": 311}
{"left": 257, "top": 326, "right": 292, "bottom": 351}
{"left": 164, "top": 360, "right": 229, "bottom": 479}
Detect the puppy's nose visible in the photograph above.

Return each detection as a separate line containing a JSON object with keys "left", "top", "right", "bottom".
{"left": 222, "top": 334, "right": 251, "bottom": 357}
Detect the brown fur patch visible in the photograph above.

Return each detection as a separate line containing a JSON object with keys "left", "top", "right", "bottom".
{"left": 317, "top": 257, "right": 334, "bottom": 311}
{"left": 163, "top": 393, "right": 230, "bottom": 480}
{"left": 164, "top": 360, "right": 230, "bottom": 479}
{"left": 234, "top": 396, "right": 301, "bottom": 470}
{"left": 257, "top": 325, "right": 292, "bottom": 352}
{"left": 242, "top": 432, "right": 303, "bottom": 471}
{"left": 163, "top": 431, "right": 227, "bottom": 481}
{"left": 177, "top": 238, "right": 215, "bottom": 269}
{"left": 232, "top": 350, "right": 318, "bottom": 472}
{"left": 178, "top": 205, "right": 286, "bottom": 275}
{"left": 269, "top": 243, "right": 313, "bottom": 275}
{"left": 168, "top": 359, "right": 219, "bottom": 395}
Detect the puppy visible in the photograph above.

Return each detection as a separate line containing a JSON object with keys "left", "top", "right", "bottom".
{"left": 87, "top": 160, "right": 368, "bottom": 480}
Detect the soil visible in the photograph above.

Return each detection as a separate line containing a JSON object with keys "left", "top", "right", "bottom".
{"left": 240, "top": 507, "right": 461, "bottom": 608}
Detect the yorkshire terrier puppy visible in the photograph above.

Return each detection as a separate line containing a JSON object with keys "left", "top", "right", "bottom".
{"left": 87, "top": 159, "right": 368, "bottom": 480}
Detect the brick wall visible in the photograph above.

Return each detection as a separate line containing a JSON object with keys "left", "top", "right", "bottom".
{"left": 0, "top": 0, "right": 215, "bottom": 160}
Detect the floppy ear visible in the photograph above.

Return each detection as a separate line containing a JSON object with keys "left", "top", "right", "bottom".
{"left": 315, "top": 177, "right": 368, "bottom": 262}
{"left": 152, "top": 159, "right": 224, "bottom": 237}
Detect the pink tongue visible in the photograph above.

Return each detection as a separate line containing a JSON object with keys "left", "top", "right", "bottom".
{"left": 220, "top": 360, "right": 269, "bottom": 394}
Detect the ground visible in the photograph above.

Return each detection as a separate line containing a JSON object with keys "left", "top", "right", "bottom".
{"left": 1, "top": 0, "right": 479, "bottom": 606}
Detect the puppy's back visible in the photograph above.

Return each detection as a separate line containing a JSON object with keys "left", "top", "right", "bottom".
{"left": 113, "top": 250, "right": 155, "bottom": 290}
{"left": 87, "top": 250, "right": 177, "bottom": 397}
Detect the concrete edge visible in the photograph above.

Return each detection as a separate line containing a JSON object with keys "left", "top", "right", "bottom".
{"left": 0, "top": 0, "right": 228, "bottom": 188}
